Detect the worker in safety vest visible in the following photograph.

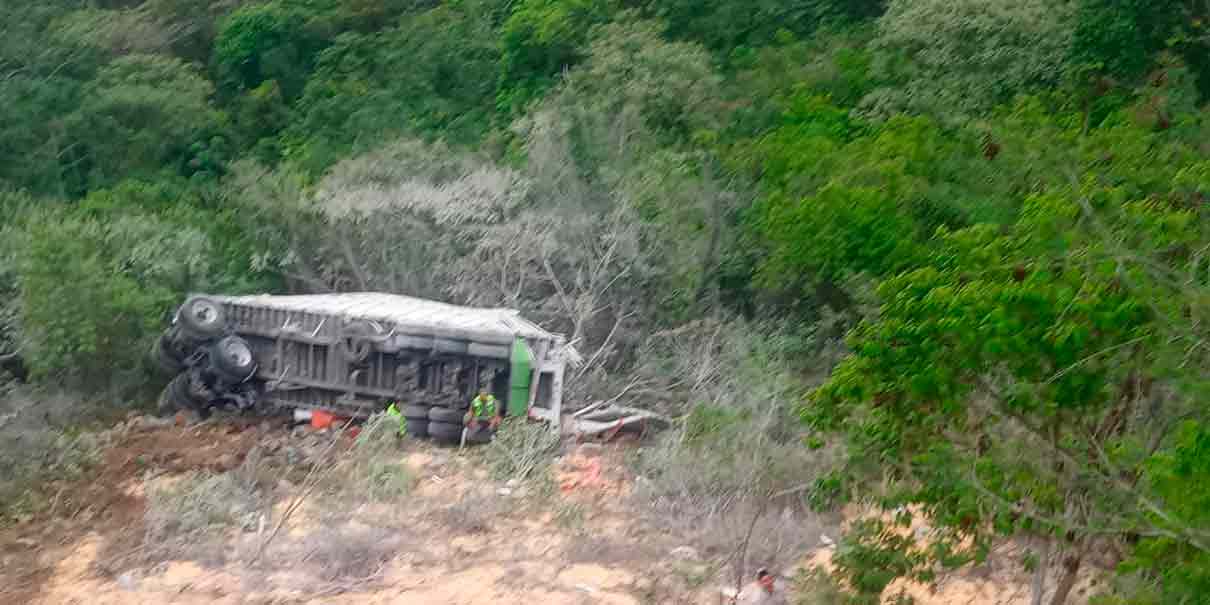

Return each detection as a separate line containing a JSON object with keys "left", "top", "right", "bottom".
{"left": 384, "top": 401, "right": 407, "bottom": 437}
{"left": 464, "top": 387, "right": 501, "bottom": 432}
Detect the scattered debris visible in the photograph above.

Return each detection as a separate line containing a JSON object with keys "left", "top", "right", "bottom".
{"left": 570, "top": 403, "right": 671, "bottom": 442}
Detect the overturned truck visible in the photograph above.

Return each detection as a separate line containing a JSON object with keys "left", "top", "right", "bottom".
{"left": 153, "top": 293, "right": 575, "bottom": 436}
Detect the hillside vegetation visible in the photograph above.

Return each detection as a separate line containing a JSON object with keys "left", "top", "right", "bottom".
{"left": 1, "top": 1, "right": 1208, "bottom": 603}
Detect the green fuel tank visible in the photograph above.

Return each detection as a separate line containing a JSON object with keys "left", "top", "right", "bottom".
{"left": 508, "top": 337, "right": 531, "bottom": 417}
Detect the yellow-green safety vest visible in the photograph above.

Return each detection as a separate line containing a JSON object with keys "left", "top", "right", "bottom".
{"left": 470, "top": 394, "right": 497, "bottom": 418}
{"left": 385, "top": 402, "right": 405, "bottom": 434}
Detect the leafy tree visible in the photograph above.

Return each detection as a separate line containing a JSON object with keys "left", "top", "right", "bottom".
{"left": 527, "top": 16, "right": 723, "bottom": 163}
{"left": 0, "top": 190, "right": 38, "bottom": 379}
{"left": 739, "top": 100, "right": 1024, "bottom": 313}
{"left": 15, "top": 209, "right": 220, "bottom": 389}
{"left": 1069, "top": 0, "right": 1185, "bottom": 82}
{"left": 65, "top": 54, "right": 227, "bottom": 191}
{"left": 805, "top": 108, "right": 1210, "bottom": 604}
{"left": 285, "top": 3, "right": 501, "bottom": 173}
{"left": 0, "top": 1, "right": 105, "bottom": 195}
{"left": 725, "top": 27, "right": 878, "bottom": 140}
{"left": 50, "top": 7, "right": 187, "bottom": 58}
{"left": 212, "top": 0, "right": 319, "bottom": 101}
{"left": 512, "top": 16, "right": 728, "bottom": 315}
{"left": 863, "top": 0, "right": 1078, "bottom": 122}
{"left": 1106, "top": 422, "right": 1210, "bottom": 603}
{"left": 497, "top": 0, "right": 617, "bottom": 113}
{"left": 639, "top": 0, "right": 885, "bottom": 54}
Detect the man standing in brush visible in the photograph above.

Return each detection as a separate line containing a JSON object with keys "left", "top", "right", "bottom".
{"left": 733, "top": 568, "right": 787, "bottom": 605}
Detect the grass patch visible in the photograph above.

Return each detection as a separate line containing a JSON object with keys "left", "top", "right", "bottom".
{"left": 433, "top": 490, "right": 509, "bottom": 534}
{"left": 0, "top": 388, "right": 108, "bottom": 524}
{"left": 793, "top": 566, "right": 848, "bottom": 605}
{"left": 142, "top": 461, "right": 266, "bottom": 564}
{"left": 553, "top": 501, "right": 586, "bottom": 531}
{"left": 483, "top": 418, "right": 561, "bottom": 482}
{"left": 313, "top": 412, "right": 414, "bottom": 504}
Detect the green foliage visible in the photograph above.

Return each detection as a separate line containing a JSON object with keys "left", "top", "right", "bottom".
{"left": 793, "top": 566, "right": 847, "bottom": 605}
{"left": 1069, "top": 0, "right": 1184, "bottom": 82}
{"left": 864, "top": 0, "right": 1077, "bottom": 121}
{"left": 805, "top": 109, "right": 1210, "bottom": 599}
{"left": 628, "top": 320, "right": 839, "bottom": 518}
{"left": 15, "top": 207, "right": 221, "bottom": 388}
{"left": 831, "top": 519, "right": 927, "bottom": 602}
{"left": 484, "top": 418, "right": 561, "bottom": 482}
{"left": 1115, "top": 422, "right": 1210, "bottom": 603}
{"left": 144, "top": 466, "right": 266, "bottom": 549}
{"left": 0, "top": 2, "right": 1208, "bottom": 599}
{"left": 66, "top": 54, "right": 227, "bottom": 190}
{"left": 344, "top": 412, "right": 413, "bottom": 502}
{"left": 569, "top": 16, "right": 723, "bottom": 146}
{"left": 641, "top": 0, "right": 884, "bottom": 54}
{"left": 759, "top": 184, "right": 921, "bottom": 286}
{"left": 497, "top": 0, "right": 616, "bottom": 113}
{"left": 683, "top": 403, "right": 749, "bottom": 444}
{"left": 726, "top": 28, "right": 878, "bottom": 139}
{"left": 741, "top": 105, "right": 1021, "bottom": 306}
{"left": 0, "top": 416, "right": 107, "bottom": 525}
{"left": 285, "top": 3, "right": 501, "bottom": 172}
{"left": 213, "top": 1, "right": 315, "bottom": 100}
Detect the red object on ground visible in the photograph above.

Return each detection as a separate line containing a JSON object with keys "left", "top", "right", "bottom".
{"left": 311, "top": 410, "right": 335, "bottom": 429}
{"left": 346, "top": 426, "right": 361, "bottom": 439}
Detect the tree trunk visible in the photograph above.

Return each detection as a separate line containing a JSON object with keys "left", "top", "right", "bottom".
{"left": 1048, "top": 551, "right": 1083, "bottom": 605}
{"left": 1030, "top": 537, "right": 1051, "bottom": 605}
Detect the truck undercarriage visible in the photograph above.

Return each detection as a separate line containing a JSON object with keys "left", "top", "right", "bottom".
{"left": 153, "top": 293, "right": 574, "bottom": 436}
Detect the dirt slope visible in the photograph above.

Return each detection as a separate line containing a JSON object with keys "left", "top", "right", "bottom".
{"left": 1, "top": 417, "right": 1104, "bottom": 605}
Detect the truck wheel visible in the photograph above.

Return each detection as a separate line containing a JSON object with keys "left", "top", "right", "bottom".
{"left": 428, "top": 406, "right": 464, "bottom": 424}
{"left": 402, "top": 404, "right": 430, "bottom": 420}
{"left": 427, "top": 421, "right": 463, "bottom": 443}
{"left": 405, "top": 418, "right": 430, "bottom": 438}
{"left": 178, "top": 296, "right": 226, "bottom": 339}
{"left": 209, "top": 336, "right": 256, "bottom": 382}
{"left": 152, "top": 332, "right": 185, "bottom": 375}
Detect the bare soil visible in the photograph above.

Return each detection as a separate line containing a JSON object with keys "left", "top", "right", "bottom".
{"left": 0, "top": 415, "right": 268, "bottom": 603}
{"left": 1, "top": 416, "right": 1104, "bottom": 605}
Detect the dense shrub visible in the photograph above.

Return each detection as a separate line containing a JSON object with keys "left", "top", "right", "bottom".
{"left": 14, "top": 209, "right": 219, "bottom": 389}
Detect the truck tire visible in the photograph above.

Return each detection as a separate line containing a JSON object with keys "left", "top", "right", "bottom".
{"left": 178, "top": 296, "right": 226, "bottom": 339}
{"left": 152, "top": 332, "right": 185, "bottom": 375}
{"left": 427, "top": 421, "right": 463, "bottom": 443}
{"left": 402, "top": 404, "right": 430, "bottom": 420}
{"left": 405, "top": 418, "right": 430, "bottom": 438}
{"left": 158, "top": 373, "right": 197, "bottom": 415}
{"left": 428, "top": 406, "right": 464, "bottom": 424}
{"left": 209, "top": 335, "right": 256, "bottom": 382}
